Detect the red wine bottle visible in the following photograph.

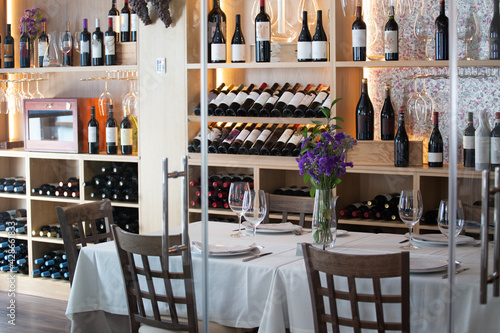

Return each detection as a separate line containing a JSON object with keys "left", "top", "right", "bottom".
{"left": 88, "top": 106, "right": 99, "bottom": 154}
{"left": 312, "top": 10, "right": 328, "bottom": 62}
{"left": 435, "top": 0, "right": 449, "bottom": 60}
{"left": 227, "top": 123, "right": 257, "bottom": 154}
{"left": 208, "top": 84, "right": 234, "bottom": 115}
{"left": 249, "top": 123, "right": 278, "bottom": 155}
{"left": 490, "top": 0, "right": 500, "bottom": 59}
{"left": 20, "top": 23, "right": 30, "bottom": 68}
{"left": 224, "top": 84, "right": 256, "bottom": 116}
{"left": 367, "top": 193, "right": 399, "bottom": 207}
{"left": 380, "top": 84, "right": 395, "bottom": 140}
{"left": 293, "top": 84, "right": 323, "bottom": 118}
{"left": 297, "top": 11, "right": 312, "bottom": 62}
{"left": 238, "top": 123, "right": 266, "bottom": 154}
{"left": 80, "top": 19, "right": 91, "bottom": 66}
{"left": 38, "top": 22, "right": 48, "bottom": 67}
{"left": 282, "top": 84, "right": 312, "bottom": 117}
{"left": 491, "top": 112, "right": 500, "bottom": 170}
{"left": 131, "top": 8, "right": 138, "bottom": 41}
{"left": 92, "top": 19, "right": 104, "bottom": 66}
{"left": 292, "top": 125, "right": 313, "bottom": 156}
{"left": 120, "top": 0, "right": 131, "bottom": 42}
{"left": 280, "top": 125, "right": 306, "bottom": 156}
{"left": 255, "top": 0, "right": 271, "bottom": 62}
{"left": 106, "top": 105, "right": 118, "bottom": 154}
{"left": 108, "top": 0, "right": 120, "bottom": 42}
{"left": 210, "top": 16, "right": 226, "bottom": 63}
{"left": 208, "top": 0, "right": 226, "bottom": 63}
{"left": 258, "top": 83, "right": 291, "bottom": 117}
{"left": 315, "top": 93, "right": 331, "bottom": 118}
{"left": 394, "top": 110, "right": 409, "bottom": 167}
{"left": 231, "top": 14, "right": 245, "bottom": 63}
{"left": 214, "top": 84, "right": 244, "bottom": 116}
{"left": 206, "top": 122, "right": 230, "bottom": 153}
{"left": 384, "top": 5, "right": 398, "bottom": 61}
{"left": 4, "top": 24, "right": 14, "bottom": 68}
{"left": 245, "top": 83, "right": 278, "bottom": 116}
{"left": 270, "top": 125, "right": 298, "bottom": 155}
{"left": 217, "top": 123, "right": 245, "bottom": 153}
{"left": 305, "top": 87, "right": 329, "bottom": 118}
{"left": 356, "top": 78, "right": 374, "bottom": 140}
{"left": 352, "top": 5, "right": 366, "bottom": 61}
{"left": 234, "top": 83, "right": 268, "bottom": 116}
{"left": 62, "top": 21, "right": 73, "bottom": 66}
{"left": 271, "top": 83, "right": 301, "bottom": 117}
{"left": 463, "top": 111, "right": 475, "bottom": 168}
{"left": 428, "top": 111, "right": 443, "bottom": 167}
{"left": 194, "top": 83, "right": 225, "bottom": 115}
{"left": 105, "top": 17, "right": 117, "bottom": 65}
{"left": 259, "top": 124, "right": 288, "bottom": 155}
{"left": 121, "top": 113, "right": 133, "bottom": 155}
{"left": 339, "top": 202, "right": 365, "bottom": 218}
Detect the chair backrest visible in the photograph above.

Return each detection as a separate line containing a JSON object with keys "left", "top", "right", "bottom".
{"left": 264, "top": 193, "right": 340, "bottom": 228}
{"left": 111, "top": 224, "right": 198, "bottom": 333}
{"left": 55, "top": 199, "right": 114, "bottom": 284}
{"left": 301, "top": 243, "right": 410, "bottom": 333}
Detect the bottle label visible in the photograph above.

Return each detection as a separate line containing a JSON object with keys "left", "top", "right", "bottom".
{"left": 312, "top": 41, "right": 328, "bottom": 59}
{"left": 288, "top": 131, "right": 304, "bottom": 146}
{"left": 110, "top": 15, "right": 120, "bottom": 34}
{"left": 266, "top": 95, "right": 279, "bottom": 106}
{"left": 297, "top": 41, "right": 312, "bottom": 60}
{"left": 277, "top": 128, "right": 294, "bottom": 143}
{"left": 492, "top": 137, "right": 500, "bottom": 163}
{"left": 476, "top": 136, "right": 490, "bottom": 164}
{"left": 121, "top": 128, "right": 133, "bottom": 145}
{"left": 222, "top": 129, "right": 240, "bottom": 144}
{"left": 278, "top": 91, "right": 295, "bottom": 105}
{"left": 256, "top": 22, "right": 270, "bottom": 42}
{"left": 234, "top": 128, "right": 251, "bottom": 142}
{"left": 222, "top": 91, "right": 237, "bottom": 105}
{"left": 253, "top": 91, "right": 271, "bottom": 105}
{"left": 321, "top": 96, "right": 331, "bottom": 108}
{"left": 88, "top": 126, "right": 97, "bottom": 143}
{"left": 246, "top": 91, "right": 260, "bottom": 103}
{"left": 352, "top": 29, "right": 366, "bottom": 47}
{"left": 313, "top": 91, "right": 329, "bottom": 104}
{"left": 4, "top": 44, "right": 13, "bottom": 62}
{"left": 384, "top": 31, "right": 398, "bottom": 53}
{"left": 104, "top": 36, "right": 115, "bottom": 55}
{"left": 245, "top": 129, "right": 262, "bottom": 144}
{"left": 210, "top": 92, "right": 227, "bottom": 106}
{"left": 231, "top": 44, "right": 245, "bottom": 62}
{"left": 38, "top": 41, "right": 48, "bottom": 58}
{"left": 211, "top": 43, "right": 226, "bottom": 61}
{"left": 428, "top": 152, "right": 443, "bottom": 163}
{"left": 106, "top": 127, "right": 117, "bottom": 143}
{"left": 92, "top": 39, "right": 103, "bottom": 58}
{"left": 207, "top": 128, "right": 222, "bottom": 141}
{"left": 131, "top": 13, "right": 138, "bottom": 32}
{"left": 120, "top": 14, "right": 130, "bottom": 32}
{"left": 287, "top": 92, "right": 306, "bottom": 108}
{"left": 298, "top": 93, "right": 315, "bottom": 107}
{"left": 232, "top": 91, "right": 249, "bottom": 106}
{"left": 81, "top": 40, "right": 90, "bottom": 53}
{"left": 256, "top": 129, "right": 272, "bottom": 142}
{"left": 463, "top": 135, "right": 475, "bottom": 149}
{"left": 20, "top": 41, "right": 28, "bottom": 58}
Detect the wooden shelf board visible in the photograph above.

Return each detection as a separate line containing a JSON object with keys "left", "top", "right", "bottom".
{"left": 31, "top": 236, "right": 64, "bottom": 245}
{"left": 335, "top": 59, "right": 500, "bottom": 68}
{"left": 83, "top": 200, "right": 138, "bottom": 208}
{"left": 188, "top": 153, "right": 299, "bottom": 170}
{"left": 0, "top": 193, "right": 26, "bottom": 199}
{"left": 0, "top": 273, "right": 70, "bottom": 301}
{"left": 339, "top": 219, "right": 407, "bottom": 228}
{"left": 188, "top": 115, "right": 320, "bottom": 125}
{"left": 0, "top": 64, "right": 137, "bottom": 74}
{"left": 0, "top": 231, "right": 28, "bottom": 240}
{"left": 30, "top": 196, "right": 80, "bottom": 204}
{"left": 186, "top": 62, "right": 331, "bottom": 70}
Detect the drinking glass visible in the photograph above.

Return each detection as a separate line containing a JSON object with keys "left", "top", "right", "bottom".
{"left": 58, "top": 30, "right": 72, "bottom": 66}
{"left": 297, "top": 0, "right": 320, "bottom": 30}
{"left": 243, "top": 190, "right": 267, "bottom": 247}
{"left": 415, "top": 74, "right": 434, "bottom": 122}
{"left": 456, "top": 0, "right": 479, "bottom": 60}
{"left": 407, "top": 77, "right": 423, "bottom": 120}
{"left": 438, "top": 200, "right": 465, "bottom": 238}
{"left": 414, "top": 3, "right": 435, "bottom": 60}
{"left": 229, "top": 182, "right": 250, "bottom": 238}
{"left": 399, "top": 189, "right": 423, "bottom": 250}
{"left": 99, "top": 78, "right": 113, "bottom": 117}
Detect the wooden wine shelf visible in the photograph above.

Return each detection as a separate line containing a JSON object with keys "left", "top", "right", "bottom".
{"left": 0, "top": 231, "right": 28, "bottom": 240}
{"left": 335, "top": 60, "right": 500, "bottom": 68}
{"left": 0, "top": 64, "right": 138, "bottom": 74}
{"left": 31, "top": 236, "right": 65, "bottom": 245}
{"left": 186, "top": 62, "right": 331, "bottom": 70}
{"left": 187, "top": 115, "right": 319, "bottom": 125}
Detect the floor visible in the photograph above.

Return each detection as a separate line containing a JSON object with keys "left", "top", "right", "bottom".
{"left": 0, "top": 292, "right": 71, "bottom": 332}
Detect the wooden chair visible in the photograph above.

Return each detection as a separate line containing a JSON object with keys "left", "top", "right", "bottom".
{"left": 55, "top": 199, "right": 114, "bottom": 284}
{"left": 301, "top": 243, "right": 410, "bottom": 333}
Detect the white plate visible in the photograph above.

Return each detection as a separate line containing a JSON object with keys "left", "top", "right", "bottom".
{"left": 410, "top": 257, "right": 450, "bottom": 273}
{"left": 406, "top": 233, "right": 475, "bottom": 246}
{"left": 191, "top": 241, "right": 258, "bottom": 257}
{"left": 245, "top": 226, "right": 294, "bottom": 234}
{"left": 337, "top": 229, "right": 348, "bottom": 236}
{"left": 244, "top": 222, "right": 300, "bottom": 234}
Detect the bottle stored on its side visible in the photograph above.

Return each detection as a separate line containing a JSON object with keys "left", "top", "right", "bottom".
{"left": 490, "top": 0, "right": 500, "bottom": 60}
{"left": 339, "top": 202, "right": 365, "bottom": 218}
{"left": 282, "top": 84, "right": 312, "bottom": 117}
{"left": 294, "top": 84, "right": 324, "bottom": 118}
{"left": 238, "top": 123, "right": 266, "bottom": 154}
{"left": 231, "top": 14, "right": 245, "bottom": 63}
{"left": 105, "top": 17, "right": 117, "bottom": 65}
{"left": 4, "top": 24, "right": 14, "bottom": 69}
{"left": 297, "top": 11, "right": 312, "bottom": 62}
{"left": 130, "top": 8, "right": 138, "bottom": 42}
{"left": 217, "top": 123, "right": 245, "bottom": 153}
{"left": 367, "top": 193, "right": 399, "bottom": 207}
{"left": 208, "top": 122, "right": 234, "bottom": 153}
{"left": 208, "top": 84, "right": 233, "bottom": 115}
{"left": 255, "top": 0, "right": 271, "bottom": 62}
{"left": 463, "top": 111, "right": 475, "bottom": 167}
{"left": 234, "top": 83, "right": 268, "bottom": 116}
{"left": 211, "top": 16, "right": 226, "bottom": 63}
{"left": 384, "top": 5, "right": 398, "bottom": 61}
{"left": 304, "top": 87, "right": 329, "bottom": 118}
{"left": 108, "top": 0, "right": 120, "bottom": 42}
{"left": 207, "top": 0, "right": 226, "bottom": 63}
{"left": 20, "top": 23, "right": 30, "bottom": 68}
{"left": 62, "top": 21, "right": 73, "bottom": 66}
{"left": 491, "top": 112, "right": 500, "bottom": 171}
{"left": 428, "top": 112, "right": 443, "bottom": 167}
{"left": 356, "top": 78, "right": 374, "bottom": 140}
{"left": 292, "top": 126, "right": 314, "bottom": 156}
{"left": 271, "top": 83, "right": 301, "bottom": 117}
{"left": 312, "top": 10, "right": 328, "bottom": 61}
{"left": 214, "top": 84, "right": 244, "bottom": 116}
{"left": 279, "top": 125, "right": 306, "bottom": 156}
{"left": 245, "top": 83, "right": 278, "bottom": 116}
{"left": 106, "top": 105, "right": 118, "bottom": 154}
{"left": 315, "top": 94, "right": 332, "bottom": 118}
{"left": 121, "top": 112, "right": 133, "bottom": 155}
{"left": 88, "top": 106, "right": 100, "bottom": 154}
{"left": 80, "top": 19, "right": 91, "bottom": 66}
{"left": 120, "top": 0, "right": 131, "bottom": 42}
{"left": 259, "top": 124, "right": 288, "bottom": 155}
{"left": 380, "top": 84, "right": 395, "bottom": 140}
{"left": 194, "top": 83, "right": 225, "bottom": 116}
{"left": 394, "top": 111, "right": 409, "bottom": 167}
{"left": 227, "top": 123, "right": 257, "bottom": 154}
{"left": 92, "top": 19, "right": 104, "bottom": 66}
{"left": 38, "top": 22, "right": 48, "bottom": 67}
{"left": 258, "top": 83, "right": 291, "bottom": 117}
{"left": 435, "top": 0, "right": 449, "bottom": 60}
{"left": 223, "top": 84, "right": 256, "bottom": 116}
{"left": 245, "top": 123, "right": 277, "bottom": 155}
{"left": 352, "top": 5, "right": 366, "bottom": 61}
{"left": 270, "top": 124, "right": 298, "bottom": 156}
{"left": 475, "top": 109, "right": 491, "bottom": 171}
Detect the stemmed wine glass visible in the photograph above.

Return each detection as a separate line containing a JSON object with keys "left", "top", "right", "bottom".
{"left": 297, "top": 0, "right": 320, "bottom": 30}
{"left": 243, "top": 190, "right": 267, "bottom": 247}
{"left": 229, "top": 182, "right": 250, "bottom": 238}
{"left": 58, "top": 27, "right": 72, "bottom": 66}
{"left": 415, "top": 74, "right": 434, "bottom": 122}
{"left": 456, "top": 0, "right": 479, "bottom": 60}
{"left": 407, "top": 76, "right": 424, "bottom": 120}
{"left": 399, "top": 189, "right": 423, "bottom": 250}
{"left": 438, "top": 200, "right": 465, "bottom": 238}
{"left": 99, "top": 77, "right": 113, "bottom": 117}
{"left": 414, "top": 0, "right": 435, "bottom": 60}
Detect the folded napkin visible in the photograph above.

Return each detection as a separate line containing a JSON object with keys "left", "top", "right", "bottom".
{"left": 191, "top": 241, "right": 259, "bottom": 255}
{"left": 243, "top": 222, "right": 303, "bottom": 235}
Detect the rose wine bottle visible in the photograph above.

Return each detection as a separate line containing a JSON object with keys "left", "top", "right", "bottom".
{"left": 120, "top": 0, "right": 131, "bottom": 42}
{"left": 208, "top": 0, "right": 226, "bottom": 63}
{"left": 490, "top": 0, "right": 500, "bottom": 59}
{"left": 106, "top": 105, "right": 118, "bottom": 155}
{"left": 356, "top": 78, "right": 374, "bottom": 140}
{"left": 92, "top": 19, "right": 104, "bottom": 66}
{"left": 3, "top": 24, "right": 14, "bottom": 68}
{"left": 475, "top": 110, "right": 491, "bottom": 171}
{"left": 80, "top": 19, "right": 91, "bottom": 66}
{"left": 231, "top": 14, "right": 245, "bottom": 63}
{"left": 255, "top": 0, "right": 271, "bottom": 62}
{"left": 394, "top": 111, "right": 409, "bottom": 167}
{"left": 211, "top": 16, "right": 226, "bottom": 63}
{"left": 312, "top": 10, "right": 328, "bottom": 62}
{"left": 108, "top": 0, "right": 120, "bottom": 42}
{"left": 20, "top": 23, "right": 30, "bottom": 68}
{"left": 435, "top": 0, "right": 449, "bottom": 60}
{"left": 105, "top": 17, "right": 117, "bottom": 65}
{"left": 380, "top": 84, "right": 395, "bottom": 140}
{"left": 463, "top": 111, "right": 475, "bottom": 168}
{"left": 428, "top": 112, "right": 443, "bottom": 167}
{"left": 384, "top": 5, "right": 398, "bottom": 61}
{"left": 352, "top": 5, "right": 366, "bottom": 61}
{"left": 38, "top": 22, "right": 48, "bottom": 67}
{"left": 491, "top": 112, "right": 500, "bottom": 171}
{"left": 88, "top": 106, "right": 99, "bottom": 154}
{"left": 297, "top": 11, "right": 312, "bottom": 62}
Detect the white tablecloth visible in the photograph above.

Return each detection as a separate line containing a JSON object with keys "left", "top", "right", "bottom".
{"left": 66, "top": 222, "right": 500, "bottom": 332}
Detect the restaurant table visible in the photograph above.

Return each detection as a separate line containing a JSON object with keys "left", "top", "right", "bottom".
{"left": 66, "top": 222, "right": 500, "bottom": 333}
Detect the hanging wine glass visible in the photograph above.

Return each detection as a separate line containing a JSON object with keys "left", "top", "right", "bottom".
{"left": 0, "top": 81, "right": 7, "bottom": 114}
{"left": 122, "top": 75, "right": 138, "bottom": 153}
{"left": 415, "top": 74, "right": 433, "bottom": 122}
{"left": 456, "top": 0, "right": 479, "bottom": 60}
{"left": 99, "top": 77, "right": 113, "bottom": 117}
{"left": 341, "top": 0, "right": 357, "bottom": 16}
{"left": 414, "top": 1, "right": 435, "bottom": 61}
{"left": 271, "top": 0, "right": 297, "bottom": 43}
{"left": 298, "top": 0, "right": 320, "bottom": 30}
{"left": 32, "top": 73, "right": 45, "bottom": 99}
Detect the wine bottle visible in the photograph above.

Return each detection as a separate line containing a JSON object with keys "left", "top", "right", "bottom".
{"left": 339, "top": 202, "right": 365, "bottom": 218}
{"left": 92, "top": 19, "right": 104, "bottom": 66}
{"left": 312, "top": 10, "right": 328, "bottom": 62}
{"left": 106, "top": 105, "right": 118, "bottom": 155}
{"left": 208, "top": 0, "right": 226, "bottom": 63}
{"left": 352, "top": 204, "right": 375, "bottom": 218}
{"left": 88, "top": 106, "right": 99, "bottom": 154}
{"left": 384, "top": 5, "right": 398, "bottom": 61}
{"left": 315, "top": 94, "right": 332, "bottom": 118}
{"left": 121, "top": 113, "right": 133, "bottom": 155}
{"left": 214, "top": 84, "right": 244, "bottom": 116}
{"left": 259, "top": 124, "right": 288, "bottom": 155}
{"left": 305, "top": 87, "right": 329, "bottom": 118}
{"left": 233, "top": 83, "right": 268, "bottom": 116}
{"left": 476, "top": 110, "right": 491, "bottom": 171}
{"left": 282, "top": 84, "right": 312, "bottom": 117}
{"left": 217, "top": 123, "right": 245, "bottom": 154}
{"left": 208, "top": 122, "right": 234, "bottom": 153}
{"left": 356, "top": 78, "right": 374, "bottom": 140}
{"left": 248, "top": 123, "right": 278, "bottom": 155}
{"left": 394, "top": 111, "right": 409, "bottom": 167}
{"left": 120, "top": 0, "right": 131, "bottom": 42}
{"left": 62, "top": 21, "right": 73, "bottom": 66}
{"left": 108, "top": 0, "right": 120, "bottom": 42}
{"left": 3, "top": 24, "right": 14, "bottom": 69}
{"left": 220, "top": 84, "right": 255, "bottom": 116}
{"left": 211, "top": 16, "right": 226, "bottom": 63}
{"left": 194, "top": 83, "right": 225, "bottom": 115}
{"left": 227, "top": 123, "right": 257, "bottom": 154}
{"left": 297, "top": 11, "right": 312, "bottom": 62}
{"left": 367, "top": 193, "right": 399, "bottom": 207}
{"left": 255, "top": 0, "right": 271, "bottom": 63}
{"left": 352, "top": 5, "right": 366, "bottom": 61}
{"left": 131, "top": 8, "right": 138, "bottom": 42}
{"left": 380, "top": 84, "right": 395, "bottom": 140}
{"left": 38, "top": 22, "right": 48, "bottom": 67}
{"left": 428, "top": 112, "right": 443, "bottom": 167}
{"left": 435, "top": 0, "right": 449, "bottom": 60}
{"left": 292, "top": 126, "right": 314, "bottom": 156}
{"left": 238, "top": 123, "right": 266, "bottom": 154}
{"left": 490, "top": 0, "right": 500, "bottom": 60}
{"left": 259, "top": 83, "right": 291, "bottom": 117}
{"left": 245, "top": 83, "right": 278, "bottom": 116}
{"left": 271, "top": 83, "right": 301, "bottom": 117}
{"left": 279, "top": 125, "right": 306, "bottom": 156}
{"left": 208, "top": 84, "right": 234, "bottom": 115}
{"left": 491, "top": 112, "right": 500, "bottom": 171}
{"left": 293, "top": 84, "right": 324, "bottom": 118}
{"left": 105, "top": 17, "right": 117, "bottom": 65}
{"left": 189, "top": 123, "right": 212, "bottom": 152}
{"left": 80, "top": 19, "right": 91, "bottom": 66}
{"left": 463, "top": 111, "right": 475, "bottom": 168}
{"left": 231, "top": 14, "right": 245, "bottom": 63}
{"left": 270, "top": 125, "right": 298, "bottom": 156}
{"left": 20, "top": 22, "right": 30, "bottom": 68}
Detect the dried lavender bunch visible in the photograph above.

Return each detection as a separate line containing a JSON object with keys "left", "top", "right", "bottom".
{"left": 129, "top": 0, "right": 152, "bottom": 26}
{"left": 129, "top": 0, "right": 172, "bottom": 28}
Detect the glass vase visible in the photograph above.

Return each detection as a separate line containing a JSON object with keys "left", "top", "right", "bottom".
{"left": 312, "top": 188, "right": 337, "bottom": 249}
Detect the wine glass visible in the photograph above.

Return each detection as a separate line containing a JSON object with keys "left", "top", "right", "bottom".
{"left": 398, "top": 189, "right": 423, "bottom": 250}
{"left": 297, "top": 0, "right": 320, "bottom": 30}
{"left": 438, "top": 200, "right": 465, "bottom": 238}
{"left": 99, "top": 77, "right": 113, "bottom": 117}
{"left": 58, "top": 29, "right": 72, "bottom": 66}
{"left": 415, "top": 74, "right": 434, "bottom": 122}
{"left": 414, "top": 2, "right": 435, "bottom": 60}
{"left": 229, "top": 182, "right": 250, "bottom": 238}
{"left": 456, "top": 0, "right": 479, "bottom": 60}
{"left": 271, "top": 0, "right": 297, "bottom": 43}
{"left": 243, "top": 190, "right": 267, "bottom": 247}
{"left": 407, "top": 76, "right": 424, "bottom": 120}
